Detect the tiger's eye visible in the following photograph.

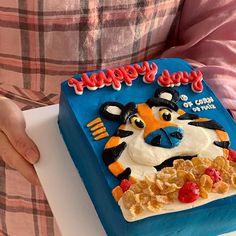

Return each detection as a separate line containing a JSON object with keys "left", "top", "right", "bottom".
{"left": 159, "top": 108, "right": 172, "bottom": 121}
{"left": 130, "top": 116, "right": 145, "bottom": 129}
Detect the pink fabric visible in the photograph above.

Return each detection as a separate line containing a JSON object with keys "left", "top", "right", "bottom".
{"left": 0, "top": 0, "right": 183, "bottom": 94}
{"left": 0, "top": 1, "right": 183, "bottom": 235}
{"left": 0, "top": 0, "right": 236, "bottom": 235}
{"left": 161, "top": 0, "right": 236, "bottom": 119}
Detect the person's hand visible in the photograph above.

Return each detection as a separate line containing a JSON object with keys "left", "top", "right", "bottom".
{"left": 0, "top": 97, "right": 40, "bottom": 185}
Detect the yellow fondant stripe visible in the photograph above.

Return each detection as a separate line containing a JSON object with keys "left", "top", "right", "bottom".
{"left": 92, "top": 127, "right": 106, "bottom": 136}
{"left": 86, "top": 117, "right": 102, "bottom": 127}
{"left": 87, "top": 117, "right": 109, "bottom": 141}
{"left": 94, "top": 132, "right": 109, "bottom": 140}
{"left": 109, "top": 161, "right": 124, "bottom": 176}
{"left": 112, "top": 186, "right": 123, "bottom": 202}
{"left": 91, "top": 122, "right": 104, "bottom": 131}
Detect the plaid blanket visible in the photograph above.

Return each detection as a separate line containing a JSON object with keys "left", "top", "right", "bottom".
{"left": 0, "top": 0, "right": 183, "bottom": 235}
{"left": 0, "top": 0, "right": 183, "bottom": 95}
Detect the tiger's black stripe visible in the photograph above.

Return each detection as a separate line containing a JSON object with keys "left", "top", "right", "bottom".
{"left": 146, "top": 98, "right": 178, "bottom": 111}
{"left": 115, "top": 129, "right": 133, "bottom": 138}
{"left": 188, "top": 120, "right": 225, "bottom": 131}
{"left": 214, "top": 141, "right": 230, "bottom": 149}
{"left": 117, "top": 168, "right": 131, "bottom": 181}
{"left": 177, "top": 113, "right": 199, "bottom": 120}
{"left": 102, "top": 142, "right": 127, "bottom": 166}
{"left": 155, "top": 155, "right": 195, "bottom": 171}
{"left": 121, "top": 102, "right": 137, "bottom": 123}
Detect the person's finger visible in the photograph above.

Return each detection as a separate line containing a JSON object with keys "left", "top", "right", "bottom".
{"left": 0, "top": 131, "right": 40, "bottom": 186}
{"left": 6, "top": 129, "right": 40, "bottom": 164}
{"left": 0, "top": 98, "right": 40, "bottom": 164}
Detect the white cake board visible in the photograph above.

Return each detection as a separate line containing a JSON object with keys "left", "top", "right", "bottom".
{"left": 23, "top": 105, "right": 106, "bottom": 236}
{"left": 23, "top": 105, "right": 235, "bottom": 236}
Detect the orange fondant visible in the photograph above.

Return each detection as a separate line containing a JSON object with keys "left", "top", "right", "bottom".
{"left": 119, "top": 124, "right": 126, "bottom": 130}
{"left": 91, "top": 122, "right": 104, "bottom": 131}
{"left": 86, "top": 117, "right": 102, "bottom": 127}
{"left": 105, "top": 136, "right": 120, "bottom": 149}
{"left": 138, "top": 103, "right": 177, "bottom": 138}
{"left": 112, "top": 186, "right": 123, "bottom": 202}
{"left": 193, "top": 118, "right": 209, "bottom": 122}
{"left": 94, "top": 132, "right": 109, "bottom": 140}
{"left": 108, "top": 162, "right": 124, "bottom": 176}
{"left": 216, "top": 130, "right": 229, "bottom": 141}
{"left": 92, "top": 127, "right": 106, "bottom": 136}
{"left": 177, "top": 109, "right": 185, "bottom": 115}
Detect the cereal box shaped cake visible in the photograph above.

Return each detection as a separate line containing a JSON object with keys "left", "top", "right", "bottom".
{"left": 58, "top": 58, "right": 236, "bottom": 236}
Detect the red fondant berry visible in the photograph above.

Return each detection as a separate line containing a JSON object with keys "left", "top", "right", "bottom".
{"left": 178, "top": 181, "right": 200, "bottom": 203}
{"left": 228, "top": 149, "right": 236, "bottom": 162}
{"left": 120, "top": 179, "right": 131, "bottom": 192}
{"left": 204, "top": 167, "right": 221, "bottom": 183}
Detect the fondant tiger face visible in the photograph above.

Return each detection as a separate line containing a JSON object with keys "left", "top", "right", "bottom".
{"left": 100, "top": 88, "right": 230, "bottom": 181}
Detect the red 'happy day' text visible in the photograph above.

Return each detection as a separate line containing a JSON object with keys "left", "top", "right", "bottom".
{"left": 68, "top": 61, "right": 203, "bottom": 95}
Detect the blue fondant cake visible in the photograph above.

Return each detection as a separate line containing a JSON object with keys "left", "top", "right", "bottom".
{"left": 58, "top": 58, "right": 236, "bottom": 235}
